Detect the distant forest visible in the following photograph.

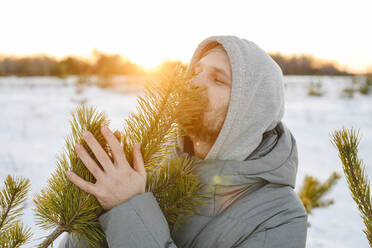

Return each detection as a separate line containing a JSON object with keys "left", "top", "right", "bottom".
{"left": 0, "top": 49, "right": 352, "bottom": 77}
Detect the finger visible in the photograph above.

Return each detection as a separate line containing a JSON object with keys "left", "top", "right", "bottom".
{"left": 101, "top": 125, "right": 128, "bottom": 168}
{"left": 75, "top": 143, "right": 104, "bottom": 180}
{"left": 66, "top": 171, "right": 96, "bottom": 196}
{"left": 113, "top": 130, "right": 121, "bottom": 142}
{"left": 82, "top": 131, "right": 113, "bottom": 173}
{"left": 133, "top": 143, "right": 146, "bottom": 178}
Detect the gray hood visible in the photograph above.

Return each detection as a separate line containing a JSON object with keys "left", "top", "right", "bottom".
{"left": 176, "top": 35, "right": 298, "bottom": 215}
{"left": 186, "top": 35, "right": 285, "bottom": 161}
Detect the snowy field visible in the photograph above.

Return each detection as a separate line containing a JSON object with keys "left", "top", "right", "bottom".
{"left": 0, "top": 75, "right": 371, "bottom": 247}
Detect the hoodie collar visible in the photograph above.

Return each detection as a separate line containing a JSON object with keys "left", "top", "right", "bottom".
{"left": 176, "top": 121, "right": 298, "bottom": 216}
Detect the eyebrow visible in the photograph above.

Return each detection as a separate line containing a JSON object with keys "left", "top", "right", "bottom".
{"left": 195, "top": 61, "right": 231, "bottom": 83}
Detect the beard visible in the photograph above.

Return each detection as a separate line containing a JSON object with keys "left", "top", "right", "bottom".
{"left": 186, "top": 102, "right": 227, "bottom": 144}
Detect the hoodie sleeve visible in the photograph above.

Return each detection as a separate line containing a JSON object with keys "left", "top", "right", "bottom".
{"left": 97, "top": 191, "right": 178, "bottom": 248}
{"left": 57, "top": 192, "right": 177, "bottom": 248}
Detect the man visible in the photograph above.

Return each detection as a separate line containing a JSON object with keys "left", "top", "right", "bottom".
{"left": 60, "top": 35, "right": 308, "bottom": 247}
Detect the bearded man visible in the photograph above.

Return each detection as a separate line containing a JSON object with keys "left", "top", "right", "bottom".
{"left": 60, "top": 35, "right": 308, "bottom": 248}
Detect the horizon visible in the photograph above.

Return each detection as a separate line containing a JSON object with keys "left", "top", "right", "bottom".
{"left": 0, "top": 49, "right": 357, "bottom": 75}
{"left": 0, "top": 0, "right": 371, "bottom": 74}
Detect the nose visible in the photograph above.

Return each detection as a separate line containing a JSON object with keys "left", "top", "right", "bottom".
{"left": 191, "top": 75, "right": 202, "bottom": 89}
{"left": 191, "top": 70, "right": 210, "bottom": 89}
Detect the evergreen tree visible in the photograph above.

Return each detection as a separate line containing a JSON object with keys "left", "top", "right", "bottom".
{"left": 330, "top": 127, "right": 372, "bottom": 247}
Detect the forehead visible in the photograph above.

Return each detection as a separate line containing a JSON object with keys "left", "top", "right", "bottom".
{"left": 196, "top": 50, "right": 232, "bottom": 79}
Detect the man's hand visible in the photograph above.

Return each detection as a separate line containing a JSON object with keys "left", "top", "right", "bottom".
{"left": 66, "top": 125, "right": 147, "bottom": 211}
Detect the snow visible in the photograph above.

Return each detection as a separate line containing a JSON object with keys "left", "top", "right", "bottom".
{"left": 0, "top": 75, "right": 371, "bottom": 247}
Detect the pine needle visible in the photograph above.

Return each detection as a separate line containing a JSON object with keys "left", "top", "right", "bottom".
{"left": 0, "top": 175, "right": 33, "bottom": 247}
{"left": 149, "top": 156, "right": 209, "bottom": 231}
{"left": 330, "top": 127, "right": 372, "bottom": 246}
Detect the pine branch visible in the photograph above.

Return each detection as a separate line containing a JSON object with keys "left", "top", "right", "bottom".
{"left": 298, "top": 172, "right": 341, "bottom": 214}
{"left": 0, "top": 175, "right": 33, "bottom": 247}
{"left": 121, "top": 65, "right": 207, "bottom": 168}
{"left": 32, "top": 66, "right": 209, "bottom": 247}
{"left": 0, "top": 221, "right": 33, "bottom": 248}
{"left": 33, "top": 105, "right": 110, "bottom": 247}
{"left": 148, "top": 156, "right": 209, "bottom": 231}
{"left": 330, "top": 127, "right": 372, "bottom": 246}
{"left": 119, "top": 65, "right": 209, "bottom": 231}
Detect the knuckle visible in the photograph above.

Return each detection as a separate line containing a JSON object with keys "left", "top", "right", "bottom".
{"left": 122, "top": 168, "right": 133, "bottom": 178}
{"left": 113, "top": 146, "right": 123, "bottom": 157}
{"left": 91, "top": 166, "right": 101, "bottom": 176}
{"left": 96, "top": 153, "right": 109, "bottom": 163}
{"left": 84, "top": 132, "right": 93, "bottom": 141}
{"left": 85, "top": 183, "right": 95, "bottom": 194}
{"left": 126, "top": 167, "right": 135, "bottom": 175}
{"left": 94, "top": 189, "right": 105, "bottom": 199}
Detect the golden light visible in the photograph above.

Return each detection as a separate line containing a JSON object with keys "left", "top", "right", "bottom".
{"left": 131, "top": 56, "right": 163, "bottom": 71}
{"left": 0, "top": 0, "right": 371, "bottom": 74}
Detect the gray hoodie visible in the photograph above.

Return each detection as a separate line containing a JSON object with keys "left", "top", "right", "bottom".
{"left": 59, "top": 35, "right": 308, "bottom": 248}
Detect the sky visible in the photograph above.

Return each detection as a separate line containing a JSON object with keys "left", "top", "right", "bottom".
{"left": 0, "top": 0, "right": 371, "bottom": 73}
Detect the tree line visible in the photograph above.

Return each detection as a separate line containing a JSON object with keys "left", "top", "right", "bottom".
{"left": 0, "top": 49, "right": 352, "bottom": 77}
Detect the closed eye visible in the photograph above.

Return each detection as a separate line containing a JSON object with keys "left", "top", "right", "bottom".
{"left": 193, "top": 69, "right": 225, "bottom": 85}
{"left": 214, "top": 76, "right": 225, "bottom": 85}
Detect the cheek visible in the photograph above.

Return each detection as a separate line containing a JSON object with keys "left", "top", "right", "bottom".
{"left": 208, "top": 86, "right": 231, "bottom": 112}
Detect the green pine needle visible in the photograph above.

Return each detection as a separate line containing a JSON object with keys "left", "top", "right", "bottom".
{"left": 0, "top": 175, "right": 33, "bottom": 247}
{"left": 330, "top": 127, "right": 372, "bottom": 246}
{"left": 0, "top": 221, "right": 33, "bottom": 248}
{"left": 149, "top": 156, "right": 209, "bottom": 231}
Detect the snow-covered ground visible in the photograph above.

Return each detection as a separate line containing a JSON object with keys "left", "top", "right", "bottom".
{"left": 0, "top": 75, "right": 371, "bottom": 247}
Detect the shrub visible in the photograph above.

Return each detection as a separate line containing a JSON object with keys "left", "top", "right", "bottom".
{"left": 307, "top": 80, "right": 324, "bottom": 96}
{"left": 343, "top": 87, "right": 355, "bottom": 98}
{"left": 358, "top": 76, "right": 372, "bottom": 95}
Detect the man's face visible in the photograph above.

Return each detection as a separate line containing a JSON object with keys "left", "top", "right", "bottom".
{"left": 188, "top": 47, "right": 232, "bottom": 143}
